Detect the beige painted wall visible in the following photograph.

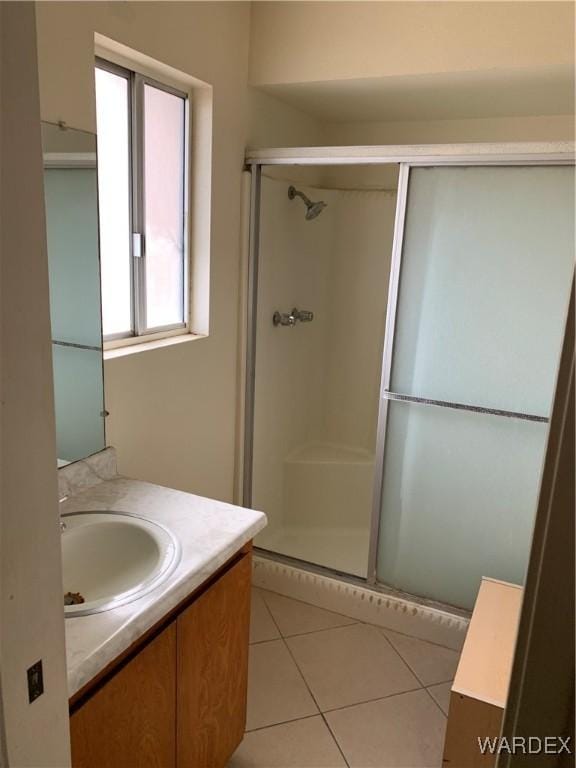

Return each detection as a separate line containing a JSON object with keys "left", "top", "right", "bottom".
{"left": 325, "top": 114, "right": 575, "bottom": 146}
{"left": 0, "top": 4, "right": 70, "bottom": 765}
{"left": 35, "top": 2, "right": 326, "bottom": 502}
{"left": 36, "top": 2, "right": 251, "bottom": 501}
{"left": 248, "top": 88, "right": 326, "bottom": 148}
{"left": 250, "top": 1, "right": 574, "bottom": 86}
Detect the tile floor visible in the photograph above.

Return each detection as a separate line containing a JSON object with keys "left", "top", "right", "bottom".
{"left": 229, "top": 588, "right": 460, "bottom": 768}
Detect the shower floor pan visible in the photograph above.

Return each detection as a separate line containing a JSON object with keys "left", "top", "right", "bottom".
{"left": 256, "top": 525, "right": 369, "bottom": 578}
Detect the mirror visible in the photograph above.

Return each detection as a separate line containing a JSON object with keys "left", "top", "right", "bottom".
{"left": 42, "top": 122, "right": 106, "bottom": 466}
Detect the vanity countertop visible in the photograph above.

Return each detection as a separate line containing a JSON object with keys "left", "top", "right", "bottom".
{"left": 60, "top": 472, "right": 266, "bottom": 698}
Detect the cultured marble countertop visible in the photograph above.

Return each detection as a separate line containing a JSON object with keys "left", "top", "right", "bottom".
{"left": 61, "top": 473, "right": 266, "bottom": 697}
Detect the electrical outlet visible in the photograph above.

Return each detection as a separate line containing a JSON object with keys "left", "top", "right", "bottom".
{"left": 27, "top": 660, "right": 44, "bottom": 703}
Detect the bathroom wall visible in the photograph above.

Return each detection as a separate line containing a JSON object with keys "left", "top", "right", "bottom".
{"left": 248, "top": 88, "right": 326, "bottom": 149}
{"left": 35, "top": 2, "right": 325, "bottom": 504}
{"left": 325, "top": 114, "right": 575, "bottom": 149}
{"left": 250, "top": 2, "right": 574, "bottom": 86}
{"left": 0, "top": 4, "right": 70, "bottom": 764}
{"left": 249, "top": 2, "right": 574, "bottom": 154}
{"left": 35, "top": 2, "right": 250, "bottom": 502}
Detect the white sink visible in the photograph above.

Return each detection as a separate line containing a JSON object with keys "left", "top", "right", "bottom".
{"left": 61, "top": 511, "right": 181, "bottom": 617}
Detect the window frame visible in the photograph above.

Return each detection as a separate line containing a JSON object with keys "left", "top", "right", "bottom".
{"left": 95, "top": 57, "right": 190, "bottom": 343}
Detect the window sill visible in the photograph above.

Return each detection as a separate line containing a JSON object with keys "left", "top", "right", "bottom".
{"left": 104, "top": 332, "right": 206, "bottom": 360}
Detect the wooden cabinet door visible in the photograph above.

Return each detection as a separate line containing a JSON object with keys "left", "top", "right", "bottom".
{"left": 177, "top": 553, "right": 251, "bottom": 768}
{"left": 70, "top": 622, "right": 176, "bottom": 768}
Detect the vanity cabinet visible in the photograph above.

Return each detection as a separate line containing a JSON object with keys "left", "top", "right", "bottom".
{"left": 70, "top": 623, "right": 176, "bottom": 766}
{"left": 177, "top": 552, "right": 251, "bottom": 766}
{"left": 70, "top": 546, "right": 252, "bottom": 768}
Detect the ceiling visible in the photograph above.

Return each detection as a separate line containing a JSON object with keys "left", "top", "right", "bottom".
{"left": 257, "top": 65, "right": 575, "bottom": 124}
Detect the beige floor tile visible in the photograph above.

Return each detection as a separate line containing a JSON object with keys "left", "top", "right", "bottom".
{"left": 426, "top": 681, "right": 452, "bottom": 716}
{"left": 286, "top": 624, "right": 420, "bottom": 712}
{"left": 261, "top": 590, "right": 356, "bottom": 637}
{"left": 325, "top": 689, "right": 447, "bottom": 768}
{"left": 380, "top": 629, "right": 460, "bottom": 686}
{"left": 246, "top": 639, "right": 318, "bottom": 731}
{"left": 250, "top": 589, "right": 280, "bottom": 644}
{"left": 229, "top": 716, "right": 347, "bottom": 768}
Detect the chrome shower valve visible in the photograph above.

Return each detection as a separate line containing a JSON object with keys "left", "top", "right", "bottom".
{"left": 272, "top": 308, "right": 314, "bottom": 327}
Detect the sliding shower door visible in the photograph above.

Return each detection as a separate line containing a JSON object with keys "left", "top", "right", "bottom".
{"left": 374, "top": 165, "right": 574, "bottom": 610}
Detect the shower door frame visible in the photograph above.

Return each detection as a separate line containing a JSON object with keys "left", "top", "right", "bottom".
{"left": 243, "top": 142, "right": 575, "bottom": 592}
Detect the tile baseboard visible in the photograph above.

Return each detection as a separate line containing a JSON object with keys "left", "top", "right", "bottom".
{"left": 252, "top": 554, "right": 469, "bottom": 651}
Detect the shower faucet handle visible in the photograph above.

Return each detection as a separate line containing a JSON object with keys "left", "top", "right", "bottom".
{"left": 272, "top": 308, "right": 314, "bottom": 326}
{"left": 293, "top": 308, "right": 314, "bottom": 323}
{"left": 273, "top": 310, "right": 296, "bottom": 327}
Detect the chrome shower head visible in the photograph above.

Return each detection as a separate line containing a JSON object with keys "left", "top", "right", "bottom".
{"left": 305, "top": 200, "right": 327, "bottom": 220}
{"left": 288, "top": 185, "right": 327, "bottom": 220}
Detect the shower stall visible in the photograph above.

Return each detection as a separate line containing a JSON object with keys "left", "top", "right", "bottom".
{"left": 242, "top": 144, "right": 575, "bottom": 612}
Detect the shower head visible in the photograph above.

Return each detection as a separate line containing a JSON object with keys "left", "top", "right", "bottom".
{"left": 288, "top": 185, "right": 327, "bottom": 220}
{"left": 305, "top": 200, "right": 327, "bottom": 221}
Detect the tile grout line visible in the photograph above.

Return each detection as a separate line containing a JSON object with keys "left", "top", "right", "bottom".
{"left": 319, "top": 712, "right": 351, "bottom": 768}
{"left": 255, "top": 589, "right": 284, "bottom": 638}
{"left": 377, "top": 628, "right": 429, "bottom": 687}
{"left": 281, "top": 636, "right": 351, "bottom": 768}
{"left": 250, "top": 588, "right": 343, "bottom": 763}
{"left": 377, "top": 629, "right": 450, "bottom": 720}
{"left": 244, "top": 712, "right": 320, "bottom": 734}
{"left": 249, "top": 635, "right": 454, "bottom": 715}
{"left": 257, "top": 592, "right": 441, "bottom": 716}
{"left": 257, "top": 587, "right": 464, "bottom": 653}
{"left": 246, "top": 592, "right": 309, "bottom": 733}
{"left": 249, "top": 589, "right": 282, "bottom": 644}
{"left": 253, "top": 587, "right": 350, "bottom": 765}
{"left": 363, "top": 621, "right": 464, "bottom": 652}
{"left": 322, "top": 685, "right": 425, "bottom": 716}
{"left": 256, "top": 587, "right": 359, "bottom": 621}
{"left": 250, "top": 620, "right": 359, "bottom": 645}
{"left": 422, "top": 684, "right": 450, "bottom": 719}
{"left": 257, "top": 588, "right": 359, "bottom": 631}
{"left": 258, "top": 587, "right": 462, "bottom": 652}
{"left": 249, "top": 588, "right": 451, "bottom": 763}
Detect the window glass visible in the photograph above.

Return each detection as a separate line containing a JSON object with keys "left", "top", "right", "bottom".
{"left": 94, "top": 67, "right": 132, "bottom": 337}
{"left": 143, "top": 84, "right": 186, "bottom": 329}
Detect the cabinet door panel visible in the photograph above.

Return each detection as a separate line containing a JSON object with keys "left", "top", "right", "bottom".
{"left": 177, "top": 553, "right": 252, "bottom": 768}
{"left": 70, "top": 622, "right": 176, "bottom": 768}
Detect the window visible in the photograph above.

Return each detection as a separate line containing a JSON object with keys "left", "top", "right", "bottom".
{"left": 95, "top": 59, "right": 188, "bottom": 341}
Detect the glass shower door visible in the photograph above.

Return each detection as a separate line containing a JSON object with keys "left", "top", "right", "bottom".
{"left": 375, "top": 165, "right": 574, "bottom": 610}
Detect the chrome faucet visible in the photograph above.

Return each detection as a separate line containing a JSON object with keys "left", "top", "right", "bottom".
{"left": 273, "top": 307, "right": 314, "bottom": 327}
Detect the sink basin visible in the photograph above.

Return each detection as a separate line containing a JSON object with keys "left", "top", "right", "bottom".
{"left": 61, "top": 511, "right": 181, "bottom": 617}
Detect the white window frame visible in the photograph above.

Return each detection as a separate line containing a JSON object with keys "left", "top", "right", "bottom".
{"left": 96, "top": 57, "right": 191, "bottom": 347}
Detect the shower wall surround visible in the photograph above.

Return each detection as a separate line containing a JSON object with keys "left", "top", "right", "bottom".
{"left": 252, "top": 175, "right": 397, "bottom": 577}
